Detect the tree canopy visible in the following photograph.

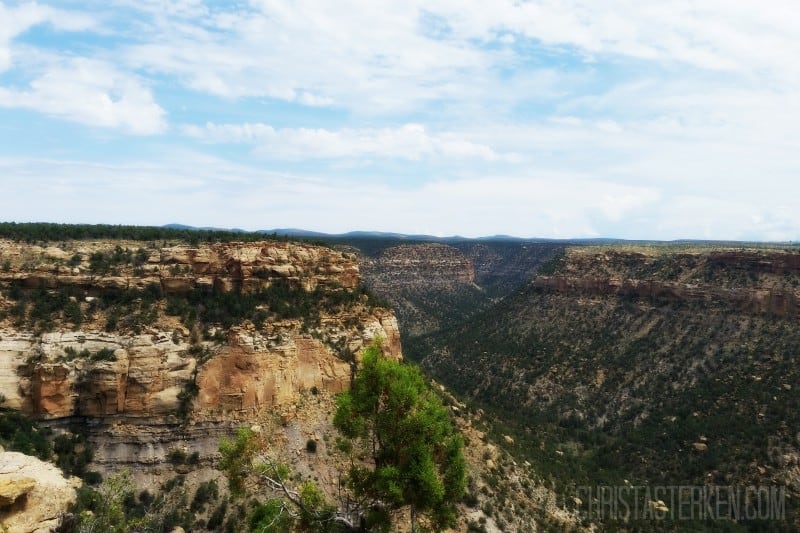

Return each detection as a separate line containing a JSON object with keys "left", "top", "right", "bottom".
{"left": 333, "top": 341, "right": 466, "bottom": 532}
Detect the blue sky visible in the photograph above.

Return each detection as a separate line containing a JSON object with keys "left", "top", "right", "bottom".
{"left": 1, "top": 1, "right": 799, "bottom": 240}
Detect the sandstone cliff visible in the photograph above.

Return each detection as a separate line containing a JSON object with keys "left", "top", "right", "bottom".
{"left": 0, "top": 240, "right": 359, "bottom": 294}
{"left": 359, "top": 243, "right": 476, "bottom": 290}
{"left": 0, "top": 239, "right": 401, "bottom": 481}
{"left": 534, "top": 247, "right": 800, "bottom": 316}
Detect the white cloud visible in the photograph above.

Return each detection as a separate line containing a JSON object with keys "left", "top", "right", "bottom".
{"left": 2, "top": 1, "right": 800, "bottom": 240}
{"left": 3, "top": 152, "right": 800, "bottom": 241}
{"left": 428, "top": 1, "right": 800, "bottom": 78}
{"left": 119, "top": 0, "right": 490, "bottom": 110}
{"left": 0, "top": 1, "right": 94, "bottom": 71}
{"left": 184, "top": 122, "right": 506, "bottom": 161}
{"left": 0, "top": 57, "right": 166, "bottom": 134}
{"left": 0, "top": 155, "right": 660, "bottom": 238}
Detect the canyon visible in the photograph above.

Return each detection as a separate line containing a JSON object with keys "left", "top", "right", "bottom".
{"left": 3, "top": 232, "right": 800, "bottom": 530}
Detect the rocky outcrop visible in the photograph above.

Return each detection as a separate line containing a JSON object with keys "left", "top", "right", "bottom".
{"left": 360, "top": 243, "right": 476, "bottom": 290}
{"left": 453, "top": 242, "right": 563, "bottom": 296}
{"left": 534, "top": 247, "right": 800, "bottom": 316}
{"left": 0, "top": 314, "right": 400, "bottom": 471}
{"left": 0, "top": 239, "right": 402, "bottom": 480}
{"left": 534, "top": 275, "right": 800, "bottom": 316}
{"left": 354, "top": 241, "right": 564, "bottom": 337}
{"left": 0, "top": 451, "right": 79, "bottom": 533}
{"left": 0, "top": 240, "right": 359, "bottom": 295}
{"left": 0, "top": 476, "right": 36, "bottom": 506}
{"left": 706, "top": 250, "right": 800, "bottom": 274}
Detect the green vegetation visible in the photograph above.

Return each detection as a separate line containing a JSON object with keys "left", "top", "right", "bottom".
{"left": 409, "top": 255, "right": 800, "bottom": 529}
{"left": 2, "top": 276, "right": 379, "bottom": 337}
{"left": 73, "top": 470, "right": 140, "bottom": 533}
{"left": 218, "top": 427, "right": 338, "bottom": 532}
{"left": 86, "top": 245, "right": 148, "bottom": 274}
{"left": 0, "top": 222, "right": 287, "bottom": 244}
{"left": 2, "top": 284, "right": 162, "bottom": 334}
{"left": 190, "top": 479, "right": 219, "bottom": 514}
{"left": 166, "top": 279, "right": 376, "bottom": 331}
{"left": 535, "top": 248, "right": 566, "bottom": 275}
{"left": 0, "top": 408, "right": 51, "bottom": 460}
{"left": 215, "top": 342, "right": 465, "bottom": 532}
{"left": 70, "top": 469, "right": 201, "bottom": 532}
{"left": 0, "top": 409, "right": 102, "bottom": 485}
{"left": 218, "top": 427, "right": 260, "bottom": 497}
{"left": 60, "top": 346, "right": 117, "bottom": 363}
{"left": 333, "top": 341, "right": 466, "bottom": 532}
{"left": 53, "top": 429, "right": 98, "bottom": 482}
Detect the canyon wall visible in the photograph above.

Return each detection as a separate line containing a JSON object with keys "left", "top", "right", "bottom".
{"left": 534, "top": 247, "right": 800, "bottom": 316}
{"left": 0, "top": 240, "right": 400, "bottom": 477}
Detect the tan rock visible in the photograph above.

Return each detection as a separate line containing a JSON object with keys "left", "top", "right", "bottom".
{"left": 649, "top": 500, "right": 669, "bottom": 513}
{"left": 503, "top": 435, "right": 515, "bottom": 445}
{"left": 0, "top": 239, "right": 403, "bottom": 484}
{"left": 0, "top": 451, "right": 78, "bottom": 533}
{"left": 693, "top": 442, "right": 708, "bottom": 452}
{"left": 0, "top": 477, "right": 36, "bottom": 506}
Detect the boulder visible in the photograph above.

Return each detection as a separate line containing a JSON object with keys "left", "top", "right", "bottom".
{"left": 0, "top": 451, "right": 79, "bottom": 533}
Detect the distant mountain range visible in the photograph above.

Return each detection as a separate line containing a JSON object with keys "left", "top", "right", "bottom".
{"left": 164, "top": 224, "right": 799, "bottom": 247}
{"left": 164, "top": 224, "right": 639, "bottom": 244}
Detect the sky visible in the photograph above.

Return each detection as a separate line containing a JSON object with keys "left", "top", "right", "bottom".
{"left": 1, "top": 1, "right": 799, "bottom": 240}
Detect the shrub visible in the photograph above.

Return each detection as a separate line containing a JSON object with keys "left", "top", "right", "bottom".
{"left": 90, "top": 347, "right": 117, "bottom": 362}
{"left": 207, "top": 500, "right": 228, "bottom": 530}
{"left": 162, "top": 475, "right": 185, "bottom": 493}
{"left": 190, "top": 480, "right": 219, "bottom": 513}
{"left": 0, "top": 408, "right": 52, "bottom": 460}
{"left": 168, "top": 448, "right": 187, "bottom": 465}
{"left": 305, "top": 439, "right": 317, "bottom": 453}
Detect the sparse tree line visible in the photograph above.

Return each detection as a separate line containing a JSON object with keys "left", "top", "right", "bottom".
{"left": 0, "top": 222, "right": 291, "bottom": 245}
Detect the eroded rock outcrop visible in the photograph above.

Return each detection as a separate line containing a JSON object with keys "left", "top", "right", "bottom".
{"left": 0, "top": 240, "right": 359, "bottom": 295}
{"left": 534, "top": 248, "right": 800, "bottom": 316}
{"left": 360, "top": 243, "right": 476, "bottom": 290}
{"left": 534, "top": 275, "right": 800, "bottom": 316}
{"left": 0, "top": 451, "right": 79, "bottom": 533}
{"left": 0, "top": 239, "right": 402, "bottom": 478}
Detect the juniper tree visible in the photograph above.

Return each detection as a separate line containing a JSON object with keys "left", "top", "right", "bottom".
{"left": 334, "top": 341, "right": 466, "bottom": 532}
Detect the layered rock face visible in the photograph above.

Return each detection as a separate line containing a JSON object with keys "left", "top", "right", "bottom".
{"left": 359, "top": 243, "right": 476, "bottom": 290}
{"left": 0, "top": 240, "right": 359, "bottom": 294}
{"left": 356, "top": 241, "right": 562, "bottom": 339}
{"left": 452, "top": 242, "right": 563, "bottom": 296}
{"left": 535, "top": 248, "right": 800, "bottom": 316}
{"left": 0, "top": 240, "right": 401, "bottom": 476}
{"left": 358, "top": 243, "right": 482, "bottom": 337}
{"left": 534, "top": 276, "right": 800, "bottom": 316}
